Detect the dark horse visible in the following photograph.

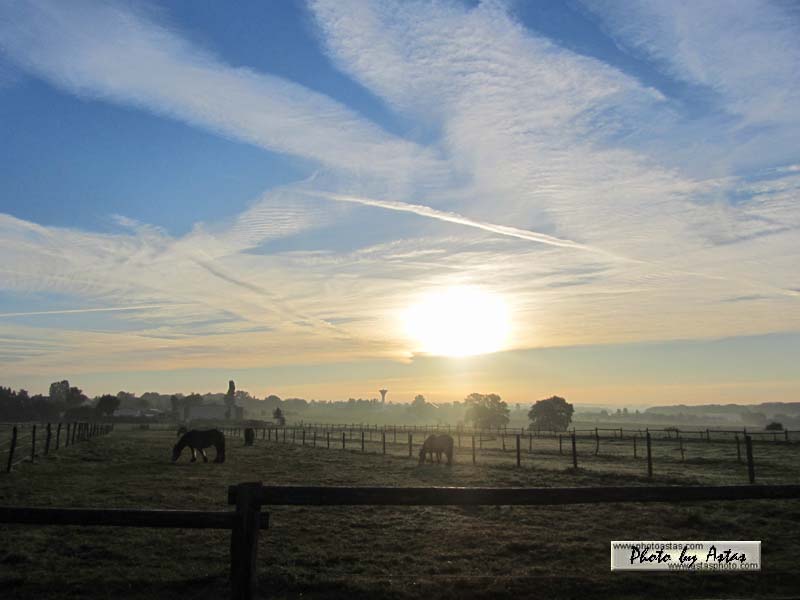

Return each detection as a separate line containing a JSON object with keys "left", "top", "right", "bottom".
{"left": 172, "top": 429, "right": 226, "bottom": 463}
{"left": 419, "top": 434, "right": 454, "bottom": 466}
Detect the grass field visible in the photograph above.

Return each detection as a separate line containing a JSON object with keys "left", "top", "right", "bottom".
{"left": 1, "top": 427, "right": 800, "bottom": 599}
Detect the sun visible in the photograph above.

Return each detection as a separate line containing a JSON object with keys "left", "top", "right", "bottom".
{"left": 403, "top": 286, "right": 510, "bottom": 357}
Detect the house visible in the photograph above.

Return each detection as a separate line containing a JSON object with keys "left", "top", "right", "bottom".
{"left": 186, "top": 404, "right": 244, "bottom": 421}
{"left": 113, "top": 408, "right": 142, "bottom": 418}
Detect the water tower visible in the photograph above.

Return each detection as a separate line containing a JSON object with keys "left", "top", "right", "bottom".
{"left": 379, "top": 388, "right": 388, "bottom": 403}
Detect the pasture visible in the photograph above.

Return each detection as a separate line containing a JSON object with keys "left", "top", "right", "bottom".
{"left": 1, "top": 427, "right": 800, "bottom": 599}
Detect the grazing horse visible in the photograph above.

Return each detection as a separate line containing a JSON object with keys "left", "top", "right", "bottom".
{"left": 172, "top": 429, "right": 226, "bottom": 463}
{"left": 419, "top": 434, "right": 454, "bottom": 466}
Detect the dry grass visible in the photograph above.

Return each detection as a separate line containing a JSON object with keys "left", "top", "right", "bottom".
{"left": 1, "top": 427, "right": 799, "bottom": 599}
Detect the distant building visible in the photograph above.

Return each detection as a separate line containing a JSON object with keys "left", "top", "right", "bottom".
{"left": 113, "top": 408, "right": 164, "bottom": 419}
{"left": 186, "top": 404, "right": 244, "bottom": 421}
{"left": 113, "top": 408, "right": 142, "bottom": 418}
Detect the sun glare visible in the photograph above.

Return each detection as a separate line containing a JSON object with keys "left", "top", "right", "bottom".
{"left": 403, "top": 286, "right": 510, "bottom": 357}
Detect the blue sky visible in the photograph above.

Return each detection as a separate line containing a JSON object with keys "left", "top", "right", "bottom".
{"left": 0, "top": 0, "right": 798, "bottom": 404}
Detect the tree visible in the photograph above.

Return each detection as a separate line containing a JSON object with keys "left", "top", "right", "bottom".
{"left": 183, "top": 393, "right": 203, "bottom": 421}
{"left": 464, "top": 393, "right": 509, "bottom": 429}
{"left": 170, "top": 394, "right": 184, "bottom": 417}
{"left": 95, "top": 394, "right": 120, "bottom": 417}
{"left": 408, "top": 394, "right": 435, "bottom": 421}
{"left": 272, "top": 407, "right": 286, "bottom": 426}
{"left": 224, "top": 380, "right": 236, "bottom": 419}
{"left": 528, "top": 396, "right": 574, "bottom": 432}
{"left": 49, "top": 380, "right": 70, "bottom": 404}
{"left": 65, "top": 386, "right": 88, "bottom": 408}
{"left": 765, "top": 422, "right": 783, "bottom": 431}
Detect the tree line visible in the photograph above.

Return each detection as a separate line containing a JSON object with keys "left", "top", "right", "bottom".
{"left": 0, "top": 379, "right": 576, "bottom": 431}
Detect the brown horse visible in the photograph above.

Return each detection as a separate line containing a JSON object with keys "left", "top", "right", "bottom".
{"left": 172, "top": 429, "right": 226, "bottom": 463}
{"left": 419, "top": 434, "right": 454, "bottom": 466}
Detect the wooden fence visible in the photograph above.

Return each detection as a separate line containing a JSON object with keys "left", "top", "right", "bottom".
{"left": 2, "top": 482, "right": 799, "bottom": 599}
{"left": 290, "top": 422, "right": 799, "bottom": 443}
{"left": 1, "top": 422, "right": 113, "bottom": 473}
{"left": 219, "top": 424, "right": 770, "bottom": 483}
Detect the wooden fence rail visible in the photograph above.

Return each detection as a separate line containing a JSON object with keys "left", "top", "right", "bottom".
{"left": 0, "top": 506, "right": 265, "bottom": 529}
{"left": 225, "top": 482, "right": 800, "bottom": 599}
{"left": 3, "top": 483, "right": 799, "bottom": 600}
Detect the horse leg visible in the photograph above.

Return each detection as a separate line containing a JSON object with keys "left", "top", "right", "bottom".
{"left": 190, "top": 447, "right": 197, "bottom": 462}
{"left": 200, "top": 449, "right": 208, "bottom": 463}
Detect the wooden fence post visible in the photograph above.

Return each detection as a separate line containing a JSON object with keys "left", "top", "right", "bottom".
{"left": 571, "top": 433, "right": 578, "bottom": 468}
{"left": 745, "top": 435, "right": 755, "bottom": 484}
{"left": 230, "top": 482, "right": 262, "bottom": 600}
{"left": 633, "top": 435, "right": 637, "bottom": 458}
{"left": 327, "top": 431, "right": 330, "bottom": 449}
{"left": 6, "top": 426, "right": 17, "bottom": 472}
{"left": 502, "top": 434, "right": 506, "bottom": 452}
{"left": 528, "top": 433, "right": 532, "bottom": 453}
{"left": 646, "top": 432, "right": 653, "bottom": 479}
{"left": 408, "top": 433, "right": 412, "bottom": 458}
{"left": 302, "top": 429, "right": 305, "bottom": 446}
{"left": 45, "top": 423, "right": 52, "bottom": 456}
{"left": 558, "top": 435, "right": 563, "bottom": 455}
{"left": 30, "top": 425, "right": 36, "bottom": 463}
{"left": 361, "top": 430, "right": 365, "bottom": 452}
{"left": 382, "top": 431, "right": 386, "bottom": 455}
{"left": 472, "top": 435, "right": 476, "bottom": 464}
{"left": 515, "top": 434, "right": 521, "bottom": 467}
{"left": 55, "top": 423, "right": 62, "bottom": 450}
{"left": 679, "top": 436, "right": 685, "bottom": 462}
{"left": 595, "top": 428, "right": 600, "bottom": 456}
{"left": 342, "top": 431, "right": 346, "bottom": 450}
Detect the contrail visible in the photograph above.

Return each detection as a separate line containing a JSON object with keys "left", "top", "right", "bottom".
{"left": 0, "top": 305, "right": 170, "bottom": 318}
{"left": 302, "top": 190, "right": 631, "bottom": 260}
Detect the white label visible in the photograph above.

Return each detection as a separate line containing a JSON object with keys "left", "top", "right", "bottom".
{"left": 611, "top": 541, "right": 761, "bottom": 571}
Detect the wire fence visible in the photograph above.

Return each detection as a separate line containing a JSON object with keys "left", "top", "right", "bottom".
{"left": 0, "top": 421, "right": 114, "bottom": 473}
{"left": 204, "top": 423, "right": 799, "bottom": 485}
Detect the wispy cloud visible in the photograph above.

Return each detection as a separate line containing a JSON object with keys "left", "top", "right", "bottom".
{"left": 0, "top": 0, "right": 798, "bottom": 391}
{"left": 0, "top": 0, "right": 443, "bottom": 181}
{"left": 303, "top": 190, "right": 612, "bottom": 255}
{"left": 0, "top": 305, "right": 173, "bottom": 319}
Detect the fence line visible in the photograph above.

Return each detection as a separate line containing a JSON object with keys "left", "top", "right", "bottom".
{"left": 1, "top": 422, "right": 114, "bottom": 473}
{"left": 220, "top": 423, "right": 769, "bottom": 484}
{"left": 3, "top": 482, "right": 798, "bottom": 600}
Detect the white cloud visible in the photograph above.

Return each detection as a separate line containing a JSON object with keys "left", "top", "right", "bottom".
{"left": 0, "top": 0, "right": 798, "bottom": 384}
{"left": 0, "top": 0, "right": 443, "bottom": 182}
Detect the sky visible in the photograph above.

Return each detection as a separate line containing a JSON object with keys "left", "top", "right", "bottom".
{"left": 0, "top": 0, "right": 798, "bottom": 406}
